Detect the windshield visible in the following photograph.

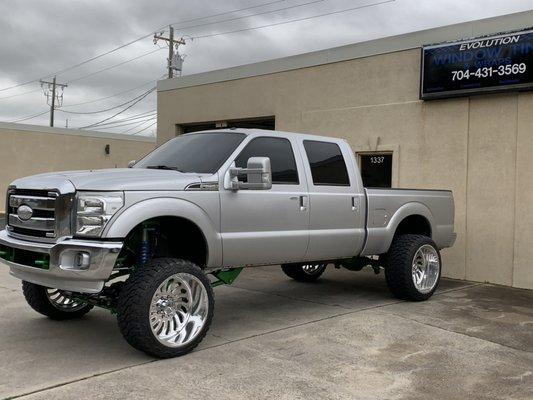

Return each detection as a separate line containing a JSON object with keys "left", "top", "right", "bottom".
{"left": 134, "top": 132, "right": 246, "bottom": 174}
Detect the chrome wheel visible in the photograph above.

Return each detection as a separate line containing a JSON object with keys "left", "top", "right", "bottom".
{"left": 149, "top": 273, "right": 209, "bottom": 348}
{"left": 411, "top": 244, "right": 440, "bottom": 294}
{"left": 46, "top": 289, "right": 87, "bottom": 311}
{"left": 302, "top": 263, "right": 327, "bottom": 275}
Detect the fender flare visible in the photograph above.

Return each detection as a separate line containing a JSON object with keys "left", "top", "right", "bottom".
{"left": 103, "top": 197, "right": 222, "bottom": 268}
{"left": 362, "top": 202, "right": 436, "bottom": 255}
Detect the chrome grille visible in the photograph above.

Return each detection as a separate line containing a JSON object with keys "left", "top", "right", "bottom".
{"left": 7, "top": 190, "right": 58, "bottom": 238}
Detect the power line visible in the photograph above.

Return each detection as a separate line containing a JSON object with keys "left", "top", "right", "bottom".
{"left": 91, "top": 115, "right": 157, "bottom": 130}
{"left": 167, "top": 0, "right": 286, "bottom": 27}
{"left": 122, "top": 116, "right": 158, "bottom": 134}
{"left": 0, "top": 0, "right": 335, "bottom": 101}
{"left": 153, "top": 0, "right": 326, "bottom": 79}
{"left": 92, "top": 109, "right": 156, "bottom": 124}
{"left": 79, "top": 87, "right": 156, "bottom": 129}
{"left": 83, "top": 110, "right": 157, "bottom": 128}
{"left": 67, "top": 48, "right": 164, "bottom": 84}
{"left": 191, "top": 0, "right": 396, "bottom": 39}
{"left": 0, "top": 0, "right": 290, "bottom": 92}
{"left": 0, "top": 35, "right": 159, "bottom": 93}
{"left": 131, "top": 120, "right": 157, "bottom": 136}
{"left": 61, "top": 78, "right": 161, "bottom": 108}
{"left": 154, "top": 1, "right": 325, "bottom": 76}
{"left": 8, "top": 110, "right": 49, "bottom": 123}
{"left": 0, "top": 87, "right": 41, "bottom": 101}
{"left": 58, "top": 86, "right": 156, "bottom": 114}
{"left": 173, "top": 0, "right": 324, "bottom": 33}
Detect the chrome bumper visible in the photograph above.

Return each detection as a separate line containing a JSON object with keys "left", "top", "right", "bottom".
{"left": 0, "top": 229, "right": 122, "bottom": 293}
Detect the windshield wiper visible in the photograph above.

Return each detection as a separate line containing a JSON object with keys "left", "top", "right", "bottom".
{"left": 145, "top": 165, "right": 182, "bottom": 171}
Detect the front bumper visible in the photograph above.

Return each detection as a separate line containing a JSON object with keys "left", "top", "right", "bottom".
{"left": 0, "top": 229, "right": 122, "bottom": 293}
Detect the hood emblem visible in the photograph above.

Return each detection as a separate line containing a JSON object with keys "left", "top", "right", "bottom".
{"left": 17, "top": 205, "right": 34, "bottom": 221}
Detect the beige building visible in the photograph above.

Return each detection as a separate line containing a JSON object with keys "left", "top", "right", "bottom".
{"left": 157, "top": 10, "right": 533, "bottom": 289}
{"left": 0, "top": 122, "right": 155, "bottom": 208}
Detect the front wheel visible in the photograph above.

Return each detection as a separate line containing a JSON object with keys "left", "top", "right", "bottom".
{"left": 281, "top": 263, "right": 327, "bottom": 282}
{"left": 116, "top": 258, "right": 214, "bottom": 358}
{"left": 383, "top": 234, "right": 441, "bottom": 301}
{"left": 22, "top": 281, "right": 93, "bottom": 320}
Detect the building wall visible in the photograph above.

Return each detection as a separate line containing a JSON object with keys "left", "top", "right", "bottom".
{"left": 0, "top": 123, "right": 155, "bottom": 210}
{"left": 158, "top": 48, "right": 533, "bottom": 289}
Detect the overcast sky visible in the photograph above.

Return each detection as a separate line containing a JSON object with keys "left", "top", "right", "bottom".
{"left": 0, "top": 0, "right": 531, "bottom": 136}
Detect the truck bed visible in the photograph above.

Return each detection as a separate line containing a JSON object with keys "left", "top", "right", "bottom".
{"left": 361, "top": 187, "right": 456, "bottom": 256}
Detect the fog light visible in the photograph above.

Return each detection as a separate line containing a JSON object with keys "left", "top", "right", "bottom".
{"left": 75, "top": 252, "right": 90, "bottom": 269}
{"left": 59, "top": 250, "right": 91, "bottom": 271}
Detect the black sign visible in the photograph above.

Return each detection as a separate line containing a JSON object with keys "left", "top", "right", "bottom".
{"left": 359, "top": 154, "right": 392, "bottom": 188}
{"left": 421, "top": 29, "right": 533, "bottom": 99}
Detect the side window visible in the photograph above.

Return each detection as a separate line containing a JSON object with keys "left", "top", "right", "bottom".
{"left": 303, "top": 140, "right": 350, "bottom": 186}
{"left": 235, "top": 137, "right": 299, "bottom": 184}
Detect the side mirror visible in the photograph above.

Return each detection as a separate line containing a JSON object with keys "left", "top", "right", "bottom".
{"left": 127, "top": 160, "right": 136, "bottom": 168}
{"left": 227, "top": 157, "right": 272, "bottom": 190}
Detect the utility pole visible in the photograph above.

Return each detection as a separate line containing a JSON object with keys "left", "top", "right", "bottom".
{"left": 40, "top": 76, "right": 67, "bottom": 127}
{"left": 154, "top": 26, "right": 186, "bottom": 79}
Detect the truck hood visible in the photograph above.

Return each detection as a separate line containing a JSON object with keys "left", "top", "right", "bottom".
{"left": 11, "top": 168, "right": 207, "bottom": 192}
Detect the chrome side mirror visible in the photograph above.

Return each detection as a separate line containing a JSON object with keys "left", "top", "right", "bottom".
{"left": 227, "top": 157, "right": 272, "bottom": 190}
{"left": 127, "top": 160, "right": 136, "bottom": 168}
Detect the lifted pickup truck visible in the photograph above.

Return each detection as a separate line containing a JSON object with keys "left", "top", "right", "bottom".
{"left": 0, "top": 129, "right": 456, "bottom": 358}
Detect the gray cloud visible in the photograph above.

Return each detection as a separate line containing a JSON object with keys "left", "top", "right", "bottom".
{"left": 0, "top": 0, "right": 531, "bottom": 134}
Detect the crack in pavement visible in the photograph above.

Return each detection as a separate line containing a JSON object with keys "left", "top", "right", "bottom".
{"left": 378, "top": 309, "right": 533, "bottom": 354}
{"left": 6, "top": 282, "right": 487, "bottom": 399}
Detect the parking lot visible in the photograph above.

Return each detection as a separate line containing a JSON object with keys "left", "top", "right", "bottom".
{"left": 0, "top": 254, "right": 532, "bottom": 399}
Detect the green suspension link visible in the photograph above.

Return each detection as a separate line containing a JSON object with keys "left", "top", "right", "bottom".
{"left": 211, "top": 267, "right": 243, "bottom": 287}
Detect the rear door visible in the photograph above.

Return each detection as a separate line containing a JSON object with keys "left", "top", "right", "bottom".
{"left": 220, "top": 135, "right": 310, "bottom": 266}
{"left": 299, "top": 139, "right": 366, "bottom": 260}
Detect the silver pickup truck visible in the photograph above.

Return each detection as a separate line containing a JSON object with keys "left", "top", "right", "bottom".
{"left": 0, "top": 129, "right": 456, "bottom": 358}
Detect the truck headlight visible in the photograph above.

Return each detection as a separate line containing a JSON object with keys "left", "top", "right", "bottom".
{"left": 75, "top": 192, "right": 124, "bottom": 237}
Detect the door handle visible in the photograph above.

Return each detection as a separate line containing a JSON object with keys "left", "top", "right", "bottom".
{"left": 290, "top": 195, "right": 308, "bottom": 211}
{"left": 299, "top": 195, "right": 308, "bottom": 211}
{"left": 351, "top": 196, "right": 360, "bottom": 212}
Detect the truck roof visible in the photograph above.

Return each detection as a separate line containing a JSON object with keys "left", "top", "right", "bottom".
{"left": 189, "top": 128, "right": 346, "bottom": 143}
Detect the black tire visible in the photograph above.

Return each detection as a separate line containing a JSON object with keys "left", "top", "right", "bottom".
{"left": 281, "top": 263, "right": 327, "bottom": 282}
{"left": 22, "top": 281, "right": 93, "bottom": 320}
{"left": 116, "top": 258, "right": 214, "bottom": 358}
{"left": 383, "top": 234, "right": 441, "bottom": 301}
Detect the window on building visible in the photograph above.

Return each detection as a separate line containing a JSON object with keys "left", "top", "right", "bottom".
{"left": 235, "top": 137, "right": 299, "bottom": 184}
{"left": 358, "top": 153, "right": 393, "bottom": 188}
{"left": 303, "top": 140, "right": 350, "bottom": 186}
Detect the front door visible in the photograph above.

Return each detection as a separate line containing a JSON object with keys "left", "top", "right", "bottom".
{"left": 220, "top": 136, "right": 309, "bottom": 267}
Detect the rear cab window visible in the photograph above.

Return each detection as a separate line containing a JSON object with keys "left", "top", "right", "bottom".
{"left": 303, "top": 140, "right": 350, "bottom": 186}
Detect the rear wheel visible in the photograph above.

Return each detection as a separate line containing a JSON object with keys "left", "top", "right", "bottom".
{"left": 383, "top": 234, "right": 441, "bottom": 301}
{"left": 22, "top": 281, "right": 93, "bottom": 320}
{"left": 281, "top": 263, "right": 327, "bottom": 282}
{"left": 116, "top": 258, "right": 214, "bottom": 358}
